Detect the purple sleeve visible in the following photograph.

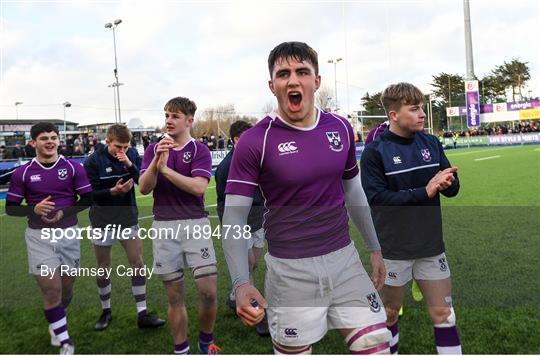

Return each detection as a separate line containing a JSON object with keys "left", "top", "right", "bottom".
{"left": 343, "top": 119, "right": 359, "bottom": 180}
{"left": 72, "top": 161, "right": 92, "bottom": 195}
{"left": 191, "top": 143, "right": 212, "bottom": 180}
{"left": 225, "top": 133, "right": 261, "bottom": 198}
{"left": 140, "top": 143, "right": 157, "bottom": 173}
{"left": 6, "top": 167, "right": 25, "bottom": 203}
{"left": 365, "top": 127, "right": 377, "bottom": 145}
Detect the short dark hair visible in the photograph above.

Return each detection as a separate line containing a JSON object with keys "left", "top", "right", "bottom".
{"left": 268, "top": 41, "right": 319, "bottom": 77}
{"left": 229, "top": 120, "right": 253, "bottom": 140}
{"left": 164, "top": 97, "right": 197, "bottom": 117}
{"left": 380, "top": 82, "right": 424, "bottom": 114}
{"left": 30, "top": 122, "right": 59, "bottom": 140}
{"left": 106, "top": 124, "right": 132, "bottom": 143}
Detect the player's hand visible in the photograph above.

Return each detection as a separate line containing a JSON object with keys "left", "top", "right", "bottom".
{"left": 34, "top": 196, "right": 55, "bottom": 216}
{"left": 436, "top": 167, "right": 458, "bottom": 191}
{"left": 155, "top": 137, "right": 178, "bottom": 154}
{"left": 156, "top": 149, "right": 169, "bottom": 172}
{"left": 369, "top": 250, "right": 386, "bottom": 291}
{"left": 110, "top": 178, "right": 133, "bottom": 195}
{"left": 41, "top": 210, "right": 64, "bottom": 224}
{"left": 116, "top": 151, "right": 132, "bottom": 167}
{"left": 235, "top": 283, "right": 267, "bottom": 327}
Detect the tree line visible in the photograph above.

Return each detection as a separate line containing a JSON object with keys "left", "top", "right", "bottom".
{"left": 360, "top": 58, "right": 533, "bottom": 131}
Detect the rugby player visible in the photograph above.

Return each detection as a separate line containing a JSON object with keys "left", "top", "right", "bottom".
{"left": 6, "top": 122, "right": 92, "bottom": 354}
{"left": 222, "top": 41, "right": 391, "bottom": 354}
{"left": 139, "top": 97, "right": 220, "bottom": 354}
{"left": 360, "top": 82, "right": 461, "bottom": 354}
{"left": 84, "top": 124, "right": 164, "bottom": 331}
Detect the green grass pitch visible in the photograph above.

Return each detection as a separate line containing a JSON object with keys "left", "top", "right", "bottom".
{"left": 0, "top": 145, "right": 539, "bottom": 354}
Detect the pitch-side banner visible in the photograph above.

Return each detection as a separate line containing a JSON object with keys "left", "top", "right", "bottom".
{"left": 465, "top": 80, "right": 480, "bottom": 127}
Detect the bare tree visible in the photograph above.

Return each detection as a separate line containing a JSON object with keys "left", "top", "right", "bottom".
{"left": 192, "top": 105, "right": 258, "bottom": 139}
{"left": 261, "top": 100, "right": 277, "bottom": 115}
{"left": 316, "top": 85, "right": 333, "bottom": 110}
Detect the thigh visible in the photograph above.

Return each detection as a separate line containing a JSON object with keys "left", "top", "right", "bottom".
{"left": 327, "top": 244, "right": 387, "bottom": 330}
{"left": 90, "top": 226, "right": 117, "bottom": 247}
{"left": 415, "top": 278, "right": 453, "bottom": 308}
{"left": 151, "top": 220, "right": 183, "bottom": 275}
{"left": 384, "top": 258, "right": 414, "bottom": 287}
{"left": 119, "top": 226, "right": 143, "bottom": 265}
{"left": 267, "top": 306, "right": 327, "bottom": 347}
{"left": 412, "top": 252, "right": 451, "bottom": 282}
{"left": 93, "top": 245, "right": 112, "bottom": 267}
{"left": 182, "top": 219, "right": 217, "bottom": 269}
{"left": 25, "top": 228, "right": 61, "bottom": 276}
{"left": 264, "top": 253, "right": 329, "bottom": 347}
{"left": 57, "top": 231, "right": 81, "bottom": 271}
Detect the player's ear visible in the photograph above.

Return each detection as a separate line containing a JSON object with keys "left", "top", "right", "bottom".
{"left": 388, "top": 110, "right": 398, "bottom": 123}
{"left": 30, "top": 140, "right": 37, "bottom": 148}
{"left": 268, "top": 80, "right": 276, "bottom": 95}
{"left": 314, "top": 74, "right": 321, "bottom": 91}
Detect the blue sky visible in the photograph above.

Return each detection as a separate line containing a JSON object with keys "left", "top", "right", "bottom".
{"left": 1, "top": 0, "right": 538, "bottom": 126}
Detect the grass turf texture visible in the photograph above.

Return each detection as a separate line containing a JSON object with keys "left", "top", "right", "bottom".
{"left": 0, "top": 145, "right": 539, "bottom": 354}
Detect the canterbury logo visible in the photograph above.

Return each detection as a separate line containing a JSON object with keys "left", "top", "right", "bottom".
{"left": 277, "top": 141, "right": 298, "bottom": 154}
{"left": 284, "top": 328, "right": 298, "bottom": 337}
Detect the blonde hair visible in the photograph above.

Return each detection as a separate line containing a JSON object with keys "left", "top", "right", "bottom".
{"left": 380, "top": 82, "right": 424, "bottom": 114}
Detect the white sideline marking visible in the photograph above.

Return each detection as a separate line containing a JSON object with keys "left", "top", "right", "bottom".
{"left": 447, "top": 146, "right": 515, "bottom": 157}
{"left": 534, "top": 148, "right": 540, "bottom": 151}
{"left": 474, "top": 155, "right": 500, "bottom": 161}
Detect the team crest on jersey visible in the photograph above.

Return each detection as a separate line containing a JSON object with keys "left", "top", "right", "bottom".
{"left": 183, "top": 151, "right": 192, "bottom": 163}
{"left": 326, "top": 131, "right": 343, "bottom": 152}
{"left": 420, "top": 148, "right": 432, "bottom": 162}
{"left": 106, "top": 167, "right": 113, "bottom": 173}
{"left": 201, "top": 248, "right": 210, "bottom": 259}
{"left": 57, "top": 168, "right": 68, "bottom": 180}
{"left": 438, "top": 257, "right": 447, "bottom": 272}
{"left": 366, "top": 292, "right": 381, "bottom": 313}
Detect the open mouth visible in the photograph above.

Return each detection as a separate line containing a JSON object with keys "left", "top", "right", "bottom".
{"left": 288, "top": 91, "right": 303, "bottom": 112}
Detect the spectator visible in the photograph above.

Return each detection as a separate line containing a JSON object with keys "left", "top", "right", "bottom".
{"left": 217, "top": 135, "right": 225, "bottom": 149}
{"left": 24, "top": 142, "right": 36, "bottom": 158}
{"left": 12, "top": 141, "right": 26, "bottom": 159}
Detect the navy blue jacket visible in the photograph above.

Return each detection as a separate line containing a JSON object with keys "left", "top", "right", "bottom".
{"left": 84, "top": 147, "right": 140, "bottom": 229}
{"left": 360, "top": 129, "right": 459, "bottom": 260}
{"left": 215, "top": 147, "right": 264, "bottom": 231}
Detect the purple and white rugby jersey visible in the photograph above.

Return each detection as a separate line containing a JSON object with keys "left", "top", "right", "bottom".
{"left": 226, "top": 109, "right": 359, "bottom": 259}
{"left": 141, "top": 139, "right": 212, "bottom": 220}
{"left": 7, "top": 155, "right": 92, "bottom": 229}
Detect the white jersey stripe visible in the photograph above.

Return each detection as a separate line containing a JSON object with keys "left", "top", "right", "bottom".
{"left": 227, "top": 179, "right": 258, "bottom": 186}
{"left": 385, "top": 163, "right": 440, "bottom": 176}
{"left": 260, "top": 118, "right": 274, "bottom": 168}
{"left": 191, "top": 168, "right": 212, "bottom": 175}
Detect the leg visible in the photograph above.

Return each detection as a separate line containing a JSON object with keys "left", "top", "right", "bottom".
{"left": 60, "top": 275, "right": 76, "bottom": 308}
{"left": 380, "top": 285, "right": 406, "bottom": 355}
{"left": 120, "top": 237, "right": 147, "bottom": 317}
{"left": 93, "top": 244, "right": 114, "bottom": 331}
{"left": 162, "top": 273, "right": 189, "bottom": 353}
{"left": 36, "top": 273, "right": 73, "bottom": 347}
{"left": 416, "top": 278, "right": 461, "bottom": 355}
{"left": 193, "top": 269, "right": 219, "bottom": 353}
{"left": 414, "top": 253, "right": 460, "bottom": 354}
